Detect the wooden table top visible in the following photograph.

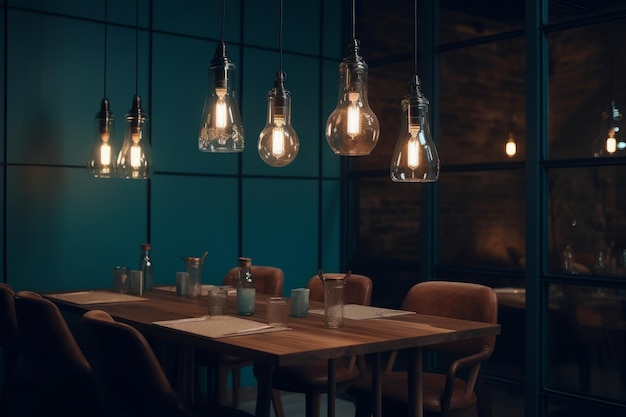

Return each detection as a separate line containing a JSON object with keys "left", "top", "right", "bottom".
{"left": 46, "top": 288, "right": 501, "bottom": 366}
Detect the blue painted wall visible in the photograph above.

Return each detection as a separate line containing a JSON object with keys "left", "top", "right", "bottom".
{"left": 2, "top": 0, "right": 344, "bottom": 390}
{"left": 2, "top": 0, "right": 343, "bottom": 294}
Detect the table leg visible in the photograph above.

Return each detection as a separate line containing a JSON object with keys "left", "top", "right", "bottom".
{"left": 178, "top": 345, "right": 195, "bottom": 406}
{"left": 372, "top": 353, "right": 382, "bottom": 417}
{"left": 327, "top": 358, "right": 336, "bottom": 417}
{"left": 255, "top": 362, "right": 276, "bottom": 417}
{"left": 407, "top": 347, "right": 423, "bottom": 417}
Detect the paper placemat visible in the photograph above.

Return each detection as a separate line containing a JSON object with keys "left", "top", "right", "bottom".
{"left": 308, "top": 304, "right": 416, "bottom": 320}
{"left": 153, "top": 285, "right": 236, "bottom": 295}
{"left": 46, "top": 290, "right": 147, "bottom": 305}
{"left": 153, "top": 315, "right": 291, "bottom": 338}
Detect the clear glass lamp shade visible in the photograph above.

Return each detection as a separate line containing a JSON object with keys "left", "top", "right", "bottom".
{"left": 258, "top": 72, "right": 299, "bottom": 167}
{"left": 117, "top": 95, "right": 152, "bottom": 179}
{"left": 325, "top": 39, "right": 379, "bottom": 156}
{"left": 390, "top": 77, "right": 440, "bottom": 182}
{"left": 87, "top": 98, "right": 117, "bottom": 178}
{"left": 198, "top": 41, "right": 244, "bottom": 153}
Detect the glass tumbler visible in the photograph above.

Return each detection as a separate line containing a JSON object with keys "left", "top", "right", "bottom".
{"left": 266, "top": 297, "right": 288, "bottom": 327}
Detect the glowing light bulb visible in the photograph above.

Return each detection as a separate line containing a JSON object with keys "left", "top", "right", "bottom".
{"left": 198, "top": 41, "right": 244, "bottom": 152}
{"left": 390, "top": 76, "right": 439, "bottom": 182}
{"left": 606, "top": 128, "right": 617, "bottom": 154}
{"left": 258, "top": 72, "right": 299, "bottom": 167}
{"left": 117, "top": 95, "right": 151, "bottom": 179}
{"left": 326, "top": 39, "right": 379, "bottom": 156}
{"left": 506, "top": 133, "right": 517, "bottom": 157}
{"left": 87, "top": 98, "right": 117, "bottom": 178}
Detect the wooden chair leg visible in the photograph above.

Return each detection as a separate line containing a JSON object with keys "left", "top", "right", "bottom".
{"left": 305, "top": 392, "right": 321, "bottom": 417}
{"left": 271, "top": 389, "right": 285, "bottom": 417}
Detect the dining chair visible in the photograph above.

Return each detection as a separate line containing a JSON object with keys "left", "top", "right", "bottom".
{"left": 0, "top": 283, "right": 22, "bottom": 414}
{"left": 81, "top": 309, "right": 254, "bottom": 417}
{"left": 201, "top": 265, "right": 285, "bottom": 407}
{"left": 348, "top": 280, "right": 499, "bottom": 417}
{"left": 13, "top": 290, "right": 99, "bottom": 417}
{"left": 267, "top": 273, "right": 374, "bottom": 417}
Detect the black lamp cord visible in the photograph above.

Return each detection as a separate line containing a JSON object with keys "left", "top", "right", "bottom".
{"left": 413, "top": 0, "right": 418, "bottom": 76}
{"left": 220, "top": 0, "right": 225, "bottom": 42}
{"left": 103, "top": 0, "right": 108, "bottom": 98}
{"left": 351, "top": 0, "right": 356, "bottom": 41}
{"left": 135, "top": 0, "right": 139, "bottom": 96}
{"left": 279, "top": 0, "right": 283, "bottom": 73}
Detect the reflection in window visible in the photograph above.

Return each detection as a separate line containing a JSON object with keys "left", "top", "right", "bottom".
{"left": 438, "top": 170, "right": 525, "bottom": 269}
{"left": 546, "top": 284, "right": 626, "bottom": 403}
{"left": 439, "top": 39, "right": 526, "bottom": 165}
{"left": 548, "top": 20, "right": 626, "bottom": 160}
{"left": 548, "top": 166, "right": 626, "bottom": 276}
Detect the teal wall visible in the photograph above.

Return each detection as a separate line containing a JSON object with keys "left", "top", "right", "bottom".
{"left": 2, "top": 0, "right": 344, "bottom": 294}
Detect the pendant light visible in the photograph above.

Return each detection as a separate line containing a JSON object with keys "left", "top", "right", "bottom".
{"left": 87, "top": 0, "right": 116, "bottom": 178}
{"left": 198, "top": 0, "right": 244, "bottom": 153}
{"left": 390, "top": 0, "right": 439, "bottom": 182}
{"left": 505, "top": 132, "right": 517, "bottom": 157}
{"left": 257, "top": 0, "right": 299, "bottom": 167}
{"left": 117, "top": 0, "right": 152, "bottom": 179}
{"left": 325, "top": 0, "right": 379, "bottom": 156}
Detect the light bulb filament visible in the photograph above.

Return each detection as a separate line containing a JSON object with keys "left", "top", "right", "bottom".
{"left": 215, "top": 87, "right": 227, "bottom": 128}
{"left": 347, "top": 92, "right": 360, "bottom": 137}
{"left": 100, "top": 142, "right": 111, "bottom": 166}
{"left": 272, "top": 116, "right": 285, "bottom": 156}
{"left": 506, "top": 135, "right": 517, "bottom": 157}
{"left": 408, "top": 133, "right": 419, "bottom": 169}
{"left": 130, "top": 144, "right": 141, "bottom": 169}
{"left": 606, "top": 129, "right": 617, "bottom": 154}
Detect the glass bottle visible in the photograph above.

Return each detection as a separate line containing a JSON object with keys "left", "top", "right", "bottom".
{"left": 139, "top": 243, "right": 153, "bottom": 292}
{"left": 236, "top": 257, "right": 255, "bottom": 315}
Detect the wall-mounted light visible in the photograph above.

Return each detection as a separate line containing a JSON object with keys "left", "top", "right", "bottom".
{"left": 390, "top": 0, "right": 439, "bottom": 182}
{"left": 198, "top": 0, "right": 244, "bottom": 153}
{"left": 325, "top": 0, "right": 379, "bottom": 156}
{"left": 258, "top": 0, "right": 299, "bottom": 167}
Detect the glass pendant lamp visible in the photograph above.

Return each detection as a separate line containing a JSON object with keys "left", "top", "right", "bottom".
{"left": 87, "top": 0, "right": 117, "bottom": 178}
{"left": 325, "top": 0, "right": 379, "bottom": 156}
{"left": 258, "top": 0, "right": 299, "bottom": 167}
{"left": 198, "top": 0, "right": 244, "bottom": 153}
{"left": 390, "top": 0, "right": 439, "bottom": 182}
{"left": 505, "top": 132, "right": 517, "bottom": 157}
{"left": 116, "top": 0, "right": 151, "bottom": 179}
{"left": 117, "top": 95, "right": 151, "bottom": 179}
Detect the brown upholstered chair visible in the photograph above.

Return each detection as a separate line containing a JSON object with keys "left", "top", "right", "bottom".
{"left": 267, "top": 273, "right": 373, "bottom": 417}
{"left": 81, "top": 310, "right": 253, "bottom": 417}
{"left": 14, "top": 290, "right": 99, "bottom": 417}
{"left": 0, "top": 283, "right": 22, "bottom": 414}
{"left": 201, "top": 265, "right": 284, "bottom": 407}
{"left": 349, "top": 281, "right": 498, "bottom": 417}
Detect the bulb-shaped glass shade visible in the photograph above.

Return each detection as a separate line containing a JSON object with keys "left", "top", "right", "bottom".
{"left": 505, "top": 132, "right": 517, "bottom": 157}
{"left": 326, "top": 39, "right": 379, "bottom": 156}
{"left": 117, "top": 95, "right": 151, "bottom": 179}
{"left": 198, "top": 41, "right": 245, "bottom": 153}
{"left": 87, "top": 98, "right": 117, "bottom": 178}
{"left": 390, "top": 76, "right": 440, "bottom": 182}
{"left": 258, "top": 72, "right": 299, "bottom": 167}
{"left": 593, "top": 99, "right": 626, "bottom": 157}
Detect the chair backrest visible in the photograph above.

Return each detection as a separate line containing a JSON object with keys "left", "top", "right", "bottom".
{"left": 306, "top": 273, "right": 373, "bottom": 306}
{"left": 13, "top": 290, "right": 92, "bottom": 382}
{"left": 0, "top": 284, "right": 20, "bottom": 366}
{"left": 81, "top": 309, "right": 181, "bottom": 417}
{"left": 222, "top": 265, "right": 285, "bottom": 296}
{"left": 402, "top": 281, "right": 498, "bottom": 356}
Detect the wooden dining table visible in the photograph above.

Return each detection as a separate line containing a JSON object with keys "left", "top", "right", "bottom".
{"left": 45, "top": 287, "right": 500, "bottom": 417}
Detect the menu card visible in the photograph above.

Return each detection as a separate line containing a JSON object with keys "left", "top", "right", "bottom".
{"left": 153, "top": 315, "right": 290, "bottom": 338}
{"left": 46, "top": 290, "right": 147, "bottom": 305}
{"left": 308, "top": 304, "right": 416, "bottom": 320}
